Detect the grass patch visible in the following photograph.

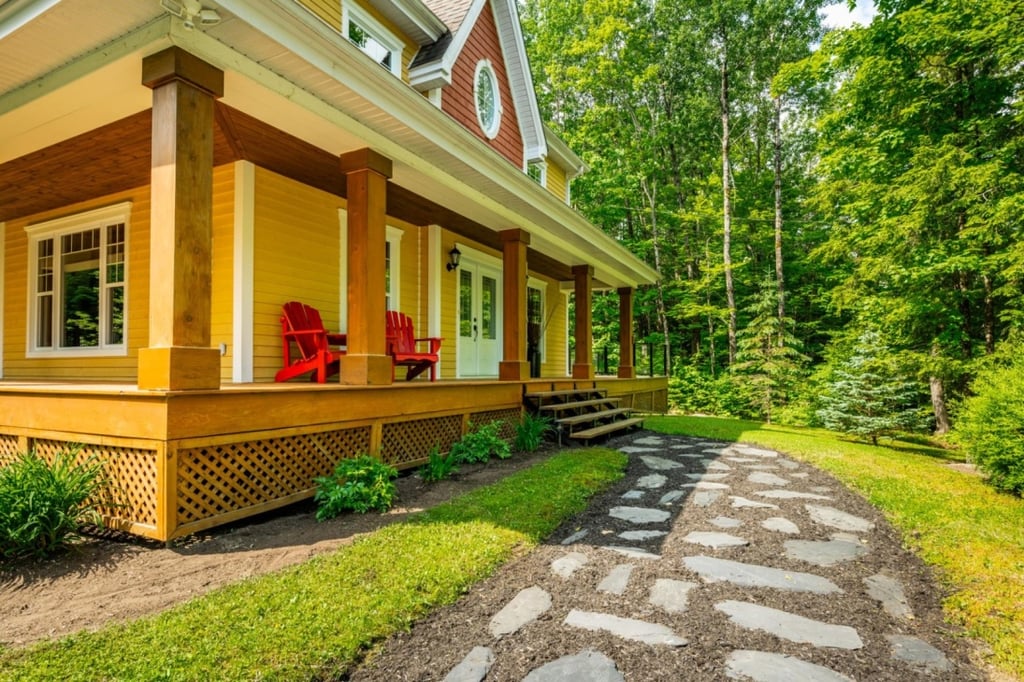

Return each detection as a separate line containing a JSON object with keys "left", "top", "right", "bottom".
{"left": 0, "top": 448, "right": 626, "bottom": 681}
{"left": 647, "top": 415, "right": 1024, "bottom": 678}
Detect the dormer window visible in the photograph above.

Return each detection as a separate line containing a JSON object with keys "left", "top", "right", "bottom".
{"left": 474, "top": 60, "right": 501, "bottom": 139}
{"left": 344, "top": 4, "right": 402, "bottom": 76}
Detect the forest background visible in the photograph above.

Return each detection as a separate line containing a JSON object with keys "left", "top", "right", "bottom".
{"left": 520, "top": 0, "right": 1024, "bottom": 465}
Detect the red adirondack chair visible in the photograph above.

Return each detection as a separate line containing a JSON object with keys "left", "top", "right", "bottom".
{"left": 386, "top": 310, "right": 442, "bottom": 381}
{"left": 275, "top": 301, "right": 346, "bottom": 383}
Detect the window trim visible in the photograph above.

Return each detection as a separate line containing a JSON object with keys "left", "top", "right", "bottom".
{"left": 473, "top": 60, "right": 502, "bottom": 139}
{"left": 24, "top": 202, "right": 130, "bottom": 358}
{"left": 343, "top": 3, "right": 404, "bottom": 76}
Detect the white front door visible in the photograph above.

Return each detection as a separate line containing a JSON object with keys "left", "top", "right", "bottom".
{"left": 457, "top": 260, "right": 501, "bottom": 377}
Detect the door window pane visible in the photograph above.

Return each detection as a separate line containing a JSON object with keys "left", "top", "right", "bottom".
{"left": 481, "top": 275, "right": 497, "bottom": 340}
{"left": 459, "top": 269, "right": 473, "bottom": 338}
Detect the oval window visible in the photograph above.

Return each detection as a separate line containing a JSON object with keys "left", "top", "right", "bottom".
{"left": 474, "top": 61, "right": 501, "bottom": 139}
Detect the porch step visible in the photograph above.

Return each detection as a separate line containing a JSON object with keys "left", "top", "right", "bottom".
{"left": 538, "top": 397, "right": 620, "bottom": 413}
{"left": 557, "top": 407, "right": 633, "bottom": 426}
{"left": 524, "top": 388, "right": 607, "bottom": 401}
{"left": 570, "top": 417, "right": 645, "bottom": 442}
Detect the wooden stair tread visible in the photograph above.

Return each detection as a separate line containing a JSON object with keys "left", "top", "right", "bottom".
{"left": 538, "top": 397, "right": 620, "bottom": 412}
{"left": 570, "top": 417, "right": 645, "bottom": 441}
{"left": 557, "top": 408, "right": 633, "bottom": 426}
{"left": 524, "top": 389, "right": 606, "bottom": 400}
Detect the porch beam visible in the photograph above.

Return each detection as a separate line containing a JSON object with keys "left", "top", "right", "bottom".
{"left": 572, "top": 264, "right": 594, "bottom": 379}
{"left": 338, "top": 147, "right": 394, "bottom": 385}
{"left": 617, "top": 286, "right": 636, "bottom": 379}
{"left": 499, "top": 229, "right": 530, "bottom": 380}
{"left": 137, "top": 47, "right": 223, "bottom": 391}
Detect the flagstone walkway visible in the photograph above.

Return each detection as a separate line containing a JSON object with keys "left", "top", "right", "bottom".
{"left": 352, "top": 433, "right": 984, "bottom": 681}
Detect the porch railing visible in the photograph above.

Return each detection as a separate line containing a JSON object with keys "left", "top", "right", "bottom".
{"left": 594, "top": 341, "right": 669, "bottom": 377}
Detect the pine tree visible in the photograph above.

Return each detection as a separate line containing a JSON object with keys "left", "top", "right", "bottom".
{"left": 816, "top": 329, "right": 923, "bottom": 445}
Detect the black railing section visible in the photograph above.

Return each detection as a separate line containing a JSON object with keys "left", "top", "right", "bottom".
{"left": 594, "top": 342, "right": 669, "bottom": 377}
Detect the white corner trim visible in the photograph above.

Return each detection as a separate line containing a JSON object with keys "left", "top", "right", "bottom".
{"left": 338, "top": 207, "right": 348, "bottom": 333}
{"left": 454, "top": 241, "right": 502, "bottom": 270}
{"left": 232, "top": 160, "right": 255, "bottom": 383}
{"left": 0, "top": 221, "right": 4, "bottom": 378}
{"left": 427, "top": 224, "right": 442, "bottom": 376}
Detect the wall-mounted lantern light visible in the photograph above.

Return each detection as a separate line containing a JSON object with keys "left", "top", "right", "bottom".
{"left": 447, "top": 246, "right": 462, "bottom": 272}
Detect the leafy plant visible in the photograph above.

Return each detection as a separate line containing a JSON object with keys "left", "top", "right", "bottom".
{"left": 448, "top": 421, "right": 511, "bottom": 464}
{"left": 418, "top": 446, "right": 459, "bottom": 482}
{"left": 0, "top": 448, "right": 107, "bottom": 559}
{"left": 514, "top": 413, "right": 552, "bottom": 453}
{"left": 313, "top": 455, "right": 398, "bottom": 519}
{"left": 953, "top": 342, "right": 1024, "bottom": 496}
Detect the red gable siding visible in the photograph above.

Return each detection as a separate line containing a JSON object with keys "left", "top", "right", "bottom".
{"left": 441, "top": 1, "right": 524, "bottom": 168}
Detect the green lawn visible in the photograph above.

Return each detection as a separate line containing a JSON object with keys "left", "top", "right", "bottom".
{"left": 0, "top": 448, "right": 626, "bottom": 682}
{"left": 647, "top": 415, "right": 1024, "bottom": 679}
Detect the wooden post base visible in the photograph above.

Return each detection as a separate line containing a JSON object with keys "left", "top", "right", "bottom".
{"left": 617, "top": 366, "right": 636, "bottom": 379}
{"left": 499, "top": 361, "right": 530, "bottom": 381}
{"left": 340, "top": 354, "right": 394, "bottom": 385}
{"left": 138, "top": 347, "right": 221, "bottom": 391}
{"left": 572, "top": 363, "right": 595, "bottom": 380}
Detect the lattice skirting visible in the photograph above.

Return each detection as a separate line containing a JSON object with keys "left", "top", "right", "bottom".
{"left": 0, "top": 433, "right": 20, "bottom": 465}
{"left": 469, "top": 407, "right": 523, "bottom": 441}
{"left": 381, "top": 415, "right": 463, "bottom": 467}
{"left": 175, "top": 425, "right": 373, "bottom": 525}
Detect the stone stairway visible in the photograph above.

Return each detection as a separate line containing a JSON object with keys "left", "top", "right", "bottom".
{"left": 523, "top": 387, "right": 643, "bottom": 443}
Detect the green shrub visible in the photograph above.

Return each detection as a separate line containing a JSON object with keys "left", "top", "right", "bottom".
{"left": 514, "top": 414, "right": 551, "bottom": 452}
{"left": 418, "top": 446, "right": 459, "bottom": 482}
{"left": 953, "top": 344, "right": 1024, "bottom": 496}
{"left": 0, "top": 448, "right": 107, "bottom": 559}
{"left": 449, "top": 421, "right": 511, "bottom": 464}
{"left": 314, "top": 455, "right": 398, "bottom": 519}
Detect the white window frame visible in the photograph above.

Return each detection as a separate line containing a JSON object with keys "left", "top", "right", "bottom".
{"left": 385, "top": 225, "right": 403, "bottom": 311}
{"left": 474, "top": 60, "right": 502, "bottom": 139}
{"left": 25, "top": 202, "right": 131, "bottom": 357}
{"left": 343, "top": 3, "right": 403, "bottom": 77}
{"left": 527, "top": 277, "right": 545, "bottom": 367}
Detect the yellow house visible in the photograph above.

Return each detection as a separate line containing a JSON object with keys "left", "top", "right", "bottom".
{"left": 0, "top": 0, "right": 664, "bottom": 541}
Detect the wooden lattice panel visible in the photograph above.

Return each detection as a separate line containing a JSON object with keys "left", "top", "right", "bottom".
{"left": 0, "top": 434, "right": 20, "bottom": 466}
{"left": 31, "top": 439, "right": 159, "bottom": 527}
{"left": 469, "top": 407, "right": 522, "bottom": 441}
{"left": 176, "top": 426, "right": 372, "bottom": 524}
{"left": 381, "top": 415, "right": 463, "bottom": 467}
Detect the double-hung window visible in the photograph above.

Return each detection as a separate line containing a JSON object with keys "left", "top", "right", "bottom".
{"left": 344, "top": 4, "right": 402, "bottom": 76}
{"left": 26, "top": 202, "right": 129, "bottom": 355}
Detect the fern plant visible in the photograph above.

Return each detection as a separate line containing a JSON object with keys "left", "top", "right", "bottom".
{"left": 314, "top": 455, "right": 398, "bottom": 519}
{"left": 448, "top": 421, "right": 511, "bottom": 464}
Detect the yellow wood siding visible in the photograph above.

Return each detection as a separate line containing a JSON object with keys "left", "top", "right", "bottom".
{"left": 211, "top": 164, "right": 235, "bottom": 382}
{"left": 537, "top": 277, "right": 568, "bottom": 377}
{"left": 545, "top": 160, "right": 568, "bottom": 202}
{"left": 252, "top": 168, "right": 345, "bottom": 382}
{"left": 298, "top": 0, "right": 342, "bottom": 30}
{"left": 391, "top": 220, "right": 421, "bottom": 320}
{"left": 3, "top": 188, "right": 151, "bottom": 380}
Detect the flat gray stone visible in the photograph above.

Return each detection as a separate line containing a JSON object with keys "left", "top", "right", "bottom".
{"left": 604, "top": 545, "right": 660, "bottom": 560}
{"left": 730, "top": 496, "right": 779, "bottom": 509}
{"left": 710, "top": 516, "right": 743, "bottom": 529}
{"left": 777, "top": 459, "right": 801, "bottom": 470}
{"left": 489, "top": 586, "right": 551, "bottom": 637}
{"left": 671, "top": 443, "right": 698, "bottom": 450}
{"left": 640, "top": 455, "right": 685, "bottom": 471}
{"left": 619, "top": 529, "right": 667, "bottom": 541}
{"left": 791, "top": 472, "right": 810, "bottom": 478}
{"left": 564, "top": 609, "right": 687, "bottom": 647}
{"left": 562, "top": 529, "right": 589, "bottom": 545}
{"left": 743, "top": 464, "right": 780, "bottom": 470}
{"left": 444, "top": 646, "right": 495, "bottom": 682}
{"left": 757, "top": 490, "right": 832, "bottom": 501}
{"left": 551, "top": 552, "right": 589, "bottom": 578}
{"left": 805, "top": 505, "right": 875, "bottom": 533}
{"left": 715, "top": 600, "right": 863, "bottom": 649}
{"left": 621, "top": 490, "right": 645, "bottom": 500}
{"left": 725, "top": 457, "right": 760, "bottom": 463}
{"left": 886, "top": 635, "right": 951, "bottom": 672}
{"left": 618, "top": 446, "right": 659, "bottom": 454}
{"left": 748, "top": 471, "right": 791, "bottom": 487}
{"left": 733, "top": 446, "right": 779, "bottom": 457}
{"left": 609, "top": 506, "right": 671, "bottom": 524}
{"left": 864, "top": 573, "right": 914, "bottom": 619}
{"left": 703, "top": 448, "right": 728, "bottom": 455}
{"left": 692, "top": 490, "right": 723, "bottom": 507}
{"left": 636, "top": 474, "right": 668, "bottom": 489}
{"left": 811, "top": 486, "right": 833, "bottom": 494}
{"left": 649, "top": 578, "right": 698, "bottom": 613}
{"left": 598, "top": 564, "right": 634, "bottom": 595}
{"left": 725, "top": 650, "right": 853, "bottom": 681}
{"left": 684, "top": 555, "right": 841, "bottom": 594}
{"left": 683, "top": 531, "right": 749, "bottom": 549}
{"left": 522, "top": 650, "right": 624, "bottom": 682}
{"left": 703, "top": 460, "right": 733, "bottom": 471}
{"left": 659, "top": 490, "right": 685, "bottom": 505}
{"left": 634, "top": 436, "right": 665, "bottom": 446}
{"left": 682, "top": 481, "right": 731, "bottom": 490}
{"left": 761, "top": 517, "right": 800, "bottom": 534}
{"left": 685, "top": 472, "right": 730, "bottom": 481}
{"left": 784, "top": 536, "right": 868, "bottom": 567}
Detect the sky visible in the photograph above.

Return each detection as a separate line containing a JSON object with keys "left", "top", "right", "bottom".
{"left": 821, "top": 0, "right": 877, "bottom": 29}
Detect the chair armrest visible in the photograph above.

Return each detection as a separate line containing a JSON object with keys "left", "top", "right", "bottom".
{"left": 414, "top": 337, "right": 443, "bottom": 353}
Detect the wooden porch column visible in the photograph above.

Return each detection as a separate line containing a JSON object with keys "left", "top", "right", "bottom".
{"left": 572, "top": 264, "right": 594, "bottom": 379}
{"left": 339, "top": 148, "right": 393, "bottom": 385}
{"left": 499, "top": 229, "right": 530, "bottom": 381}
{"left": 617, "top": 286, "right": 636, "bottom": 379}
{"left": 138, "top": 47, "right": 223, "bottom": 391}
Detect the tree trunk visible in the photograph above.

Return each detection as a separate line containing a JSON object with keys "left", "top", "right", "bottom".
{"left": 641, "top": 177, "right": 672, "bottom": 374}
{"left": 773, "top": 94, "right": 786, "bottom": 348}
{"left": 930, "top": 375, "right": 951, "bottom": 435}
{"left": 720, "top": 50, "right": 737, "bottom": 365}
{"left": 983, "top": 271, "right": 995, "bottom": 354}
